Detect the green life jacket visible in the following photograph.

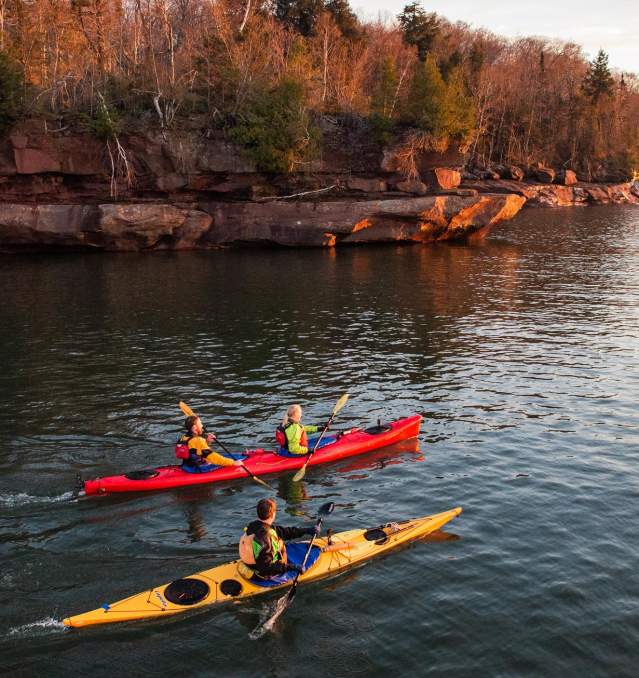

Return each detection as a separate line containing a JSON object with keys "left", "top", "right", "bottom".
{"left": 239, "top": 525, "right": 286, "bottom": 567}
{"left": 253, "top": 527, "right": 282, "bottom": 563}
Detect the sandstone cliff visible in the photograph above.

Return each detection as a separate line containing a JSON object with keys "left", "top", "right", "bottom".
{"left": 0, "top": 120, "right": 635, "bottom": 252}
{"left": 0, "top": 194, "right": 526, "bottom": 251}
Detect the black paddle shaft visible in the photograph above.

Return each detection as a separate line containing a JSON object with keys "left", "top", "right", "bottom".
{"left": 313, "top": 412, "right": 339, "bottom": 452}
{"left": 203, "top": 428, "right": 274, "bottom": 491}
{"left": 287, "top": 502, "right": 335, "bottom": 600}
{"left": 303, "top": 411, "right": 339, "bottom": 468}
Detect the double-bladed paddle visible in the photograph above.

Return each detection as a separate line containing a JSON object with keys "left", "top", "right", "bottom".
{"left": 178, "top": 401, "right": 274, "bottom": 491}
{"left": 292, "top": 393, "right": 349, "bottom": 482}
{"left": 285, "top": 501, "right": 334, "bottom": 604}
{"left": 251, "top": 501, "right": 335, "bottom": 637}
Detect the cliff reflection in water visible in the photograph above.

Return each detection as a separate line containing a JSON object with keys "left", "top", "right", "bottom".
{"left": 0, "top": 238, "right": 525, "bottom": 445}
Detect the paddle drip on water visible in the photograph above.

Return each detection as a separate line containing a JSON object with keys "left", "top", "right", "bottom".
{"left": 248, "top": 501, "right": 335, "bottom": 637}
{"left": 249, "top": 596, "right": 291, "bottom": 640}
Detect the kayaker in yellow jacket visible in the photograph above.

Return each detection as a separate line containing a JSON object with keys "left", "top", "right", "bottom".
{"left": 239, "top": 498, "right": 317, "bottom": 579}
{"left": 276, "top": 404, "right": 323, "bottom": 455}
{"left": 178, "top": 416, "right": 242, "bottom": 470}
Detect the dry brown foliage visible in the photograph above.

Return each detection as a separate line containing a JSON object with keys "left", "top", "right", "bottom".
{"left": 0, "top": 0, "right": 637, "bottom": 173}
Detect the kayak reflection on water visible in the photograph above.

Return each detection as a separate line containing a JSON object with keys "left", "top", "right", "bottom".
{"left": 185, "top": 505, "right": 207, "bottom": 543}
{"left": 278, "top": 475, "right": 309, "bottom": 513}
{"left": 336, "top": 438, "right": 423, "bottom": 476}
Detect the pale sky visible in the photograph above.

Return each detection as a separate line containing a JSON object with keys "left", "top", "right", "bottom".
{"left": 355, "top": 0, "right": 638, "bottom": 73}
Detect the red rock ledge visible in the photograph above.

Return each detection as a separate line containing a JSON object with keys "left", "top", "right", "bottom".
{"left": 0, "top": 193, "right": 526, "bottom": 251}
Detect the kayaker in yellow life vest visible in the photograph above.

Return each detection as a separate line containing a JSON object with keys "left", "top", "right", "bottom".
{"left": 275, "top": 404, "right": 324, "bottom": 455}
{"left": 177, "top": 416, "right": 242, "bottom": 471}
{"left": 239, "top": 498, "right": 318, "bottom": 579}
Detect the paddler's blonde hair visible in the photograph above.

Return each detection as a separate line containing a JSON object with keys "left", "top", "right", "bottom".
{"left": 282, "top": 404, "right": 302, "bottom": 427}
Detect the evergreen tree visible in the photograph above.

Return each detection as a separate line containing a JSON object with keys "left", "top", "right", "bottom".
{"left": 371, "top": 56, "right": 398, "bottom": 119}
{"left": 397, "top": 2, "right": 440, "bottom": 62}
{"left": 0, "top": 54, "right": 22, "bottom": 137}
{"left": 275, "top": 0, "right": 324, "bottom": 36}
{"left": 325, "top": 0, "right": 359, "bottom": 38}
{"left": 582, "top": 49, "right": 614, "bottom": 103}
{"left": 369, "top": 56, "right": 399, "bottom": 141}
{"left": 468, "top": 42, "right": 485, "bottom": 77}
{"left": 229, "top": 78, "right": 318, "bottom": 172}
{"left": 440, "top": 50, "right": 462, "bottom": 81}
{"left": 440, "top": 65, "right": 475, "bottom": 139}
{"left": 402, "top": 54, "right": 447, "bottom": 134}
{"left": 402, "top": 56, "right": 475, "bottom": 141}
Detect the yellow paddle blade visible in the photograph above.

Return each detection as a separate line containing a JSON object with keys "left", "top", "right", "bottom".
{"left": 292, "top": 466, "right": 307, "bottom": 483}
{"left": 333, "top": 393, "right": 349, "bottom": 416}
{"left": 179, "top": 401, "right": 195, "bottom": 417}
{"left": 250, "top": 474, "right": 275, "bottom": 491}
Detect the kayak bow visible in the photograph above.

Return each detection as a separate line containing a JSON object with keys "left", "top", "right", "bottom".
{"left": 83, "top": 415, "right": 422, "bottom": 496}
{"left": 63, "top": 506, "right": 461, "bottom": 628}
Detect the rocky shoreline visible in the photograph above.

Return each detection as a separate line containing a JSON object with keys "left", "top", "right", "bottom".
{"left": 0, "top": 193, "right": 527, "bottom": 251}
{"left": 463, "top": 179, "right": 639, "bottom": 208}
{"left": 0, "top": 122, "right": 637, "bottom": 252}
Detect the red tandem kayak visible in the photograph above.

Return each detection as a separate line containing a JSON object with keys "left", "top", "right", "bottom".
{"left": 82, "top": 415, "right": 422, "bottom": 496}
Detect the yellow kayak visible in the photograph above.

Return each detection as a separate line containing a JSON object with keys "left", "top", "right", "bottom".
{"left": 63, "top": 507, "right": 462, "bottom": 628}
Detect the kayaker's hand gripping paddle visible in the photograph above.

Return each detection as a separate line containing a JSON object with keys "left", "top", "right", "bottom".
{"left": 178, "top": 401, "right": 274, "bottom": 492}
{"left": 250, "top": 501, "right": 335, "bottom": 638}
{"left": 292, "top": 393, "right": 349, "bottom": 482}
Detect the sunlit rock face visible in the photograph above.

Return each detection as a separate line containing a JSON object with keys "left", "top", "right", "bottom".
{"left": 0, "top": 194, "right": 525, "bottom": 251}
{"left": 0, "top": 122, "right": 634, "bottom": 252}
{"left": 0, "top": 204, "right": 211, "bottom": 251}
{"left": 461, "top": 179, "right": 639, "bottom": 207}
{"left": 557, "top": 169, "right": 578, "bottom": 186}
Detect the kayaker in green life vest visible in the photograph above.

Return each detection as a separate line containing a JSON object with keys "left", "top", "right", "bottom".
{"left": 275, "top": 404, "right": 325, "bottom": 455}
{"left": 239, "top": 498, "right": 318, "bottom": 579}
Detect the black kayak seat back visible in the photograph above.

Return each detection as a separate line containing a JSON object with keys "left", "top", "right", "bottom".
{"left": 363, "top": 521, "right": 410, "bottom": 544}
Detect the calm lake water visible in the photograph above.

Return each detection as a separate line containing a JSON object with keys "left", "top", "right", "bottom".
{"left": 1, "top": 205, "right": 638, "bottom": 677}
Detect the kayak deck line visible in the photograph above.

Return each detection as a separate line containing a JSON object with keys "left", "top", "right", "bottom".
{"left": 83, "top": 414, "right": 423, "bottom": 496}
{"left": 63, "top": 506, "right": 462, "bottom": 628}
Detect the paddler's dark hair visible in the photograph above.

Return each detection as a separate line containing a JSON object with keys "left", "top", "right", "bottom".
{"left": 257, "top": 498, "right": 276, "bottom": 520}
{"left": 184, "top": 415, "right": 199, "bottom": 432}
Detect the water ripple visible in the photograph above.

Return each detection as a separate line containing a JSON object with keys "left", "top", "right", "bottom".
{"left": 0, "top": 206, "right": 638, "bottom": 675}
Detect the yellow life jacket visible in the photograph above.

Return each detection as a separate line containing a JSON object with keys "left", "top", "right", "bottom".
{"left": 184, "top": 434, "right": 210, "bottom": 457}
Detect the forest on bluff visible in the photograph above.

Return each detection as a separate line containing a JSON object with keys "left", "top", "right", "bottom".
{"left": 0, "top": 0, "right": 637, "bottom": 178}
